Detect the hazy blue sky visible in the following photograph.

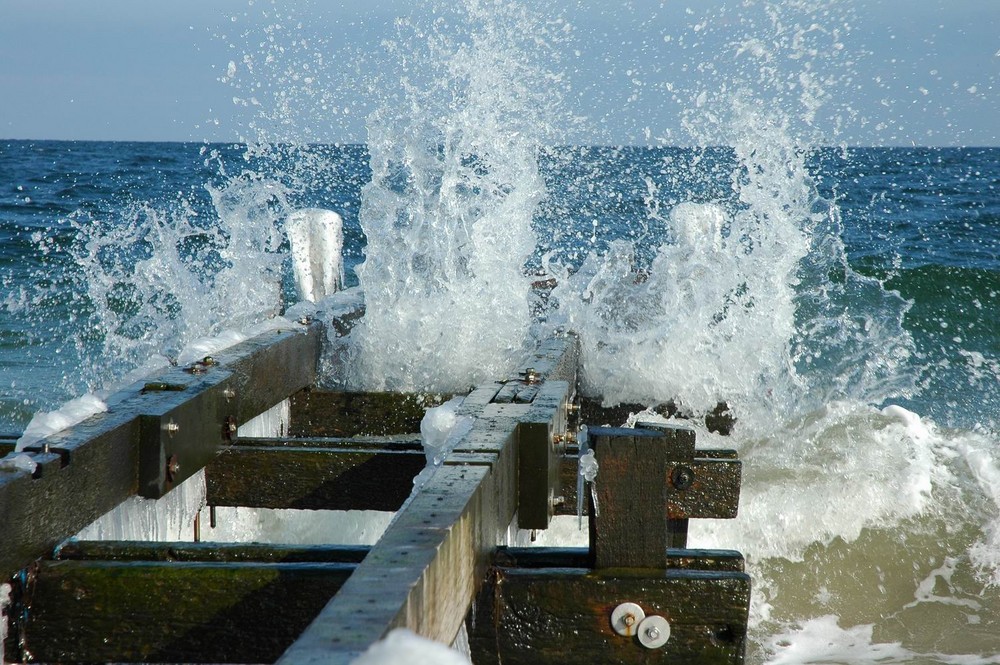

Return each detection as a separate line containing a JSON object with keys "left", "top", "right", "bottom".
{"left": 1, "top": 0, "right": 997, "bottom": 145}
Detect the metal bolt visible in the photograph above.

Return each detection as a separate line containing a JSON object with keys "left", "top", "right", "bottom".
{"left": 553, "top": 432, "right": 577, "bottom": 447}
{"left": 166, "top": 420, "right": 180, "bottom": 435}
{"left": 637, "top": 615, "right": 671, "bottom": 649}
{"left": 611, "top": 602, "right": 646, "bottom": 637}
{"left": 671, "top": 465, "right": 695, "bottom": 491}
{"left": 523, "top": 368, "right": 540, "bottom": 384}
{"left": 166, "top": 455, "right": 180, "bottom": 482}
{"left": 223, "top": 415, "right": 238, "bottom": 443}
{"left": 223, "top": 387, "right": 236, "bottom": 401}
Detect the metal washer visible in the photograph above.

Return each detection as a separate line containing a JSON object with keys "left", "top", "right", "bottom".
{"left": 610, "top": 602, "right": 645, "bottom": 637}
{"left": 637, "top": 615, "right": 671, "bottom": 649}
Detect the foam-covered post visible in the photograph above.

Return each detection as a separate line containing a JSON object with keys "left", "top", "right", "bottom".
{"left": 286, "top": 208, "right": 344, "bottom": 303}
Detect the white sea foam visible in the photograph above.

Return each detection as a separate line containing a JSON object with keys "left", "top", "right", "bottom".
{"left": 15, "top": 393, "right": 107, "bottom": 451}
{"left": 352, "top": 628, "right": 471, "bottom": 665}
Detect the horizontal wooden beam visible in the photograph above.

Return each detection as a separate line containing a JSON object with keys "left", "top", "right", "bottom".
{"left": 288, "top": 390, "right": 450, "bottom": 437}
{"left": 492, "top": 546, "right": 745, "bottom": 572}
{"left": 0, "top": 320, "right": 334, "bottom": 580}
{"left": 54, "top": 540, "right": 370, "bottom": 564}
{"left": 469, "top": 565, "right": 750, "bottom": 664}
{"left": 8, "top": 559, "right": 355, "bottom": 664}
{"left": 202, "top": 439, "right": 738, "bottom": 520}
{"left": 205, "top": 445, "right": 426, "bottom": 510}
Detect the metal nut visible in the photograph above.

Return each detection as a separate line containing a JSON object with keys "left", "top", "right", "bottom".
{"left": 671, "top": 465, "right": 695, "bottom": 491}
{"left": 166, "top": 455, "right": 180, "bottom": 482}
{"left": 611, "top": 602, "right": 645, "bottom": 637}
{"left": 637, "top": 615, "right": 671, "bottom": 649}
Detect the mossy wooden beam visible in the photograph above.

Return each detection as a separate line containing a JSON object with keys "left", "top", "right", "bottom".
{"left": 492, "top": 546, "right": 745, "bottom": 572}
{"left": 468, "top": 566, "right": 750, "bottom": 664}
{"left": 54, "top": 540, "right": 370, "bottom": 564}
{"left": 1, "top": 320, "right": 332, "bottom": 580}
{"left": 8, "top": 559, "right": 355, "bottom": 664}
{"left": 0, "top": 415, "right": 139, "bottom": 581}
{"left": 199, "top": 438, "right": 734, "bottom": 517}
{"left": 288, "top": 390, "right": 450, "bottom": 437}
{"left": 205, "top": 445, "right": 426, "bottom": 510}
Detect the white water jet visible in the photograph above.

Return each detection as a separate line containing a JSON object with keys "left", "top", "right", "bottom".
{"left": 347, "top": 0, "right": 568, "bottom": 392}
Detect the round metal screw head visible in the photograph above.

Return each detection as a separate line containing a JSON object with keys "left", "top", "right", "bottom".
{"left": 610, "top": 602, "right": 645, "bottom": 637}
{"left": 637, "top": 615, "right": 671, "bottom": 649}
{"left": 671, "top": 465, "right": 695, "bottom": 490}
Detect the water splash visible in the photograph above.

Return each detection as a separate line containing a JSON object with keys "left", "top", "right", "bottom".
{"left": 347, "top": 0, "right": 571, "bottom": 391}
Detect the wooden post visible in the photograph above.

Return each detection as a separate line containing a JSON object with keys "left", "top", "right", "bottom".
{"left": 589, "top": 425, "right": 696, "bottom": 569}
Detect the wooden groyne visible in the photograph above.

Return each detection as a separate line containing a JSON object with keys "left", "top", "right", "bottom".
{"left": 1, "top": 301, "right": 748, "bottom": 664}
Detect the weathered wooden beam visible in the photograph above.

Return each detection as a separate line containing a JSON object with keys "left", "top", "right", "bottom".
{"left": 205, "top": 445, "right": 426, "bottom": 510}
{"left": 232, "top": 434, "right": 424, "bottom": 449}
{"left": 0, "top": 414, "right": 139, "bottom": 581}
{"left": 9, "top": 559, "right": 355, "bottom": 664}
{"left": 288, "top": 390, "right": 450, "bottom": 437}
{"left": 494, "top": 333, "right": 579, "bottom": 404}
{"left": 134, "top": 323, "right": 324, "bottom": 498}
{"left": 276, "top": 462, "right": 509, "bottom": 665}
{"left": 492, "top": 546, "right": 745, "bottom": 572}
{"left": 1, "top": 320, "right": 330, "bottom": 580}
{"left": 580, "top": 397, "right": 736, "bottom": 435}
{"left": 468, "top": 566, "right": 750, "bottom": 664}
{"left": 54, "top": 540, "right": 370, "bottom": 564}
{"left": 590, "top": 426, "right": 696, "bottom": 568}
{"left": 199, "top": 437, "right": 736, "bottom": 517}
{"left": 518, "top": 379, "right": 574, "bottom": 529}
{"left": 276, "top": 333, "right": 579, "bottom": 665}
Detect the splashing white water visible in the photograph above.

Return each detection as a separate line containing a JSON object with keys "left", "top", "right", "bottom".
{"left": 347, "top": 0, "right": 570, "bottom": 392}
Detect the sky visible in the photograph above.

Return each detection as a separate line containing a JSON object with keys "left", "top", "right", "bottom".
{"left": 0, "top": 0, "right": 997, "bottom": 146}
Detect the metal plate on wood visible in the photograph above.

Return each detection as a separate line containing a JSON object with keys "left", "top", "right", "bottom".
{"left": 519, "top": 380, "right": 573, "bottom": 530}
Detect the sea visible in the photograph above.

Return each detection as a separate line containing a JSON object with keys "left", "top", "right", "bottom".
{"left": 4, "top": 1, "right": 1000, "bottom": 664}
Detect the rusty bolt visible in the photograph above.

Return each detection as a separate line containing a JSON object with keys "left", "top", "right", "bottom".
{"left": 671, "top": 465, "right": 695, "bottom": 491}
{"left": 166, "top": 455, "right": 180, "bottom": 482}
{"left": 611, "top": 602, "right": 646, "bottom": 637}
{"left": 223, "top": 415, "right": 238, "bottom": 443}
{"left": 554, "top": 432, "right": 577, "bottom": 447}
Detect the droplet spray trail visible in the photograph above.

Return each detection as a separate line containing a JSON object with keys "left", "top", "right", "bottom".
{"left": 347, "top": 0, "right": 573, "bottom": 392}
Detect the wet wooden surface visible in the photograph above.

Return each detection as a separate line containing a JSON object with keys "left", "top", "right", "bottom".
{"left": 276, "top": 333, "right": 579, "bottom": 665}
{"left": 468, "top": 564, "right": 751, "bottom": 664}
{"left": 10, "top": 558, "right": 354, "bottom": 663}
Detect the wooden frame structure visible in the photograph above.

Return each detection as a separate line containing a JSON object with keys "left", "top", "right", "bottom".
{"left": 1, "top": 299, "right": 748, "bottom": 664}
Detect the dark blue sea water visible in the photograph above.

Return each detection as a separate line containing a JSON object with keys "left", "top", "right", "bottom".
{"left": 3, "top": 141, "right": 999, "bottom": 433}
